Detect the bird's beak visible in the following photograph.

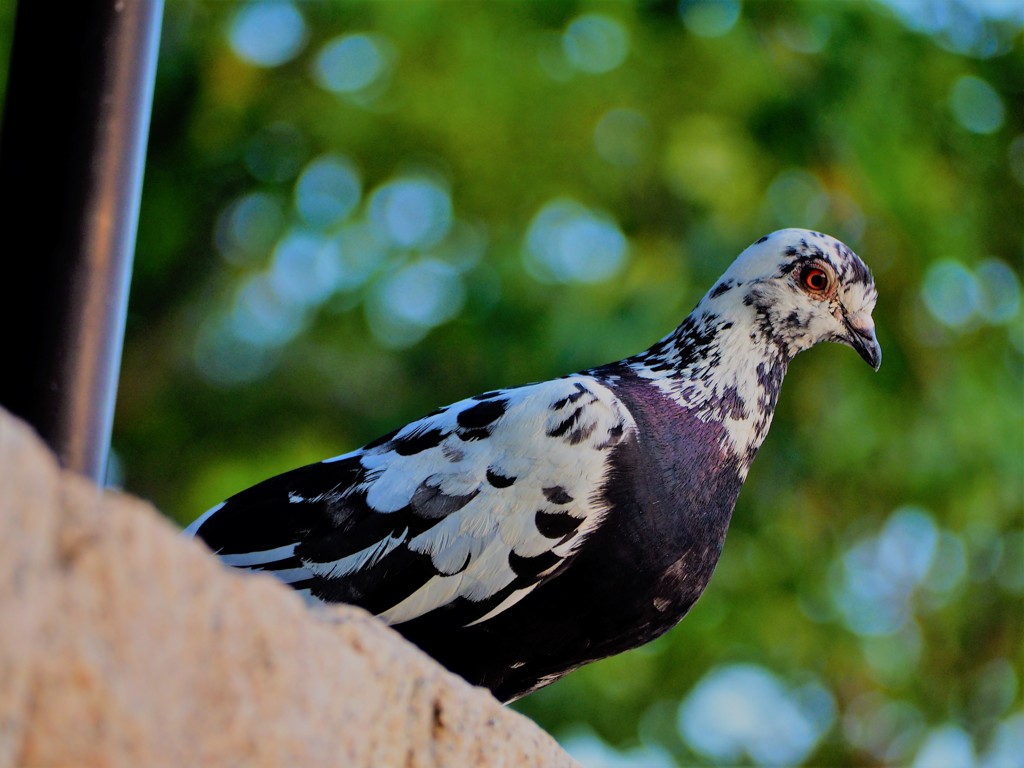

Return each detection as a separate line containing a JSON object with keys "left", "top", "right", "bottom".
{"left": 843, "top": 310, "right": 882, "bottom": 371}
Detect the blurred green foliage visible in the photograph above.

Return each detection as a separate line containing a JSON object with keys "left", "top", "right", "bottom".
{"left": 9, "top": 0, "right": 1022, "bottom": 764}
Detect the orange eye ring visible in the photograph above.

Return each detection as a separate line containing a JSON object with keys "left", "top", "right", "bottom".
{"left": 801, "top": 267, "right": 830, "bottom": 293}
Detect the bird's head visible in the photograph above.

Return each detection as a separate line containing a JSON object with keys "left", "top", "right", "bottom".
{"left": 710, "top": 228, "right": 881, "bottom": 370}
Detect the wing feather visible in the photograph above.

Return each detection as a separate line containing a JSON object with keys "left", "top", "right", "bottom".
{"left": 187, "top": 375, "right": 635, "bottom": 627}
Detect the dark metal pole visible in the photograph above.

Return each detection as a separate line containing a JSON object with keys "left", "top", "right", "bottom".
{"left": 0, "top": 0, "right": 163, "bottom": 483}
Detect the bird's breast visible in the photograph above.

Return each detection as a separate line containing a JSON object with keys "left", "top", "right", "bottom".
{"left": 569, "top": 373, "right": 747, "bottom": 645}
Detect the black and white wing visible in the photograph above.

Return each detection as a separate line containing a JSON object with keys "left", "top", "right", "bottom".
{"left": 185, "top": 376, "right": 634, "bottom": 628}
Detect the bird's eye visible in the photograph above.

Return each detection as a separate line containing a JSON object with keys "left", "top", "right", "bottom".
{"left": 801, "top": 267, "right": 830, "bottom": 293}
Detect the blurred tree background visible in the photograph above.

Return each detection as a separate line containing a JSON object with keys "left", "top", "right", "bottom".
{"left": 4, "top": 0, "right": 1021, "bottom": 765}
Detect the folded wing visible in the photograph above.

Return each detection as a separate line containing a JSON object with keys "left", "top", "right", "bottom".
{"left": 186, "top": 376, "right": 635, "bottom": 628}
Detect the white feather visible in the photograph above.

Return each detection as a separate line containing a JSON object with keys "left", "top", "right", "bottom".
{"left": 183, "top": 501, "right": 224, "bottom": 537}
{"left": 465, "top": 585, "right": 539, "bottom": 627}
{"left": 311, "top": 531, "right": 408, "bottom": 579}
{"left": 219, "top": 542, "right": 296, "bottom": 567}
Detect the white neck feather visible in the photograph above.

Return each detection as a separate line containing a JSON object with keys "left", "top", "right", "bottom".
{"left": 627, "top": 290, "right": 790, "bottom": 474}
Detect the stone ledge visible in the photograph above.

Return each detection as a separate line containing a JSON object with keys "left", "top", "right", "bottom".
{"left": 0, "top": 408, "right": 577, "bottom": 768}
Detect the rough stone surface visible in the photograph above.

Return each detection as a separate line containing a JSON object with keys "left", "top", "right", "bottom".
{"left": 0, "top": 408, "right": 578, "bottom": 768}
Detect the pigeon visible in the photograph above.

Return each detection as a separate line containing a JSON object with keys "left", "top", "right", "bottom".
{"left": 185, "top": 228, "right": 880, "bottom": 703}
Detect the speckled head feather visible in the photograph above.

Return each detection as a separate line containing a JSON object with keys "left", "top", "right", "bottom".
{"left": 627, "top": 229, "right": 880, "bottom": 470}
{"left": 721, "top": 228, "right": 879, "bottom": 365}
